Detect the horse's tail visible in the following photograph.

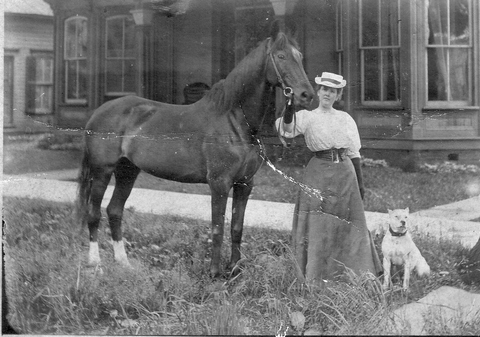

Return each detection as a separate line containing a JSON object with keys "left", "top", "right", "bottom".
{"left": 76, "top": 144, "right": 92, "bottom": 227}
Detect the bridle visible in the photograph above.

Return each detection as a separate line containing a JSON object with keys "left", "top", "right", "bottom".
{"left": 267, "top": 38, "right": 295, "bottom": 148}
{"left": 267, "top": 39, "right": 294, "bottom": 99}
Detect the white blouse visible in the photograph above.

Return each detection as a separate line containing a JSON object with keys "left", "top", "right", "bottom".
{"left": 275, "top": 108, "right": 361, "bottom": 158}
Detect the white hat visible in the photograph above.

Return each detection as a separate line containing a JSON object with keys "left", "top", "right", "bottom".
{"left": 315, "top": 72, "right": 346, "bottom": 88}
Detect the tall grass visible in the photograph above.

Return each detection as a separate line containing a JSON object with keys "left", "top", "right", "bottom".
{"left": 3, "top": 197, "right": 479, "bottom": 334}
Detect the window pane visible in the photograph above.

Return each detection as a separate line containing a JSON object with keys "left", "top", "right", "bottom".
{"left": 66, "top": 60, "right": 87, "bottom": 100}
{"left": 124, "top": 60, "right": 136, "bottom": 92}
{"left": 364, "top": 49, "right": 380, "bottom": 100}
{"left": 65, "top": 20, "right": 77, "bottom": 58}
{"left": 77, "top": 19, "right": 88, "bottom": 58}
{"left": 364, "top": 49, "right": 400, "bottom": 101}
{"left": 361, "top": 0, "right": 379, "bottom": 47}
{"left": 107, "top": 18, "right": 124, "bottom": 58}
{"left": 44, "top": 58, "right": 53, "bottom": 83}
{"left": 384, "top": 49, "right": 400, "bottom": 101}
{"left": 450, "top": 0, "right": 470, "bottom": 45}
{"left": 35, "top": 85, "right": 53, "bottom": 111}
{"left": 380, "top": 0, "right": 399, "bottom": 46}
{"left": 106, "top": 60, "right": 123, "bottom": 92}
{"left": 124, "top": 17, "right": 136, "bottom": 58}
{"left": 78, "top": 60, "right": 87, "bottom": 99}
{"left": 428, "top": 0, "right": 449, "bottom": 45}
{"left": 66, "top": 61, "right": 77, "bottom": 99}
{"left": 449, "top": 49, "right": 469, "bottom": 100}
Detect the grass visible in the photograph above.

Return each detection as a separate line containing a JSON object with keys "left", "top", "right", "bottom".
{"left": 4, "top": 133, "right": 479, "bottom": 213}
{"left": 3, "top": 196, "right": 479, "bottom": 335}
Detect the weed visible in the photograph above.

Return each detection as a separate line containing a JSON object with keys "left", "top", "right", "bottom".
{"left": 3, "top": 196, "right": 480, "bottom": 334}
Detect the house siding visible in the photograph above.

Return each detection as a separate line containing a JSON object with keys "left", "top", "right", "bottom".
{"left": 4, "top": 13, "right": 54, "bottom": 132}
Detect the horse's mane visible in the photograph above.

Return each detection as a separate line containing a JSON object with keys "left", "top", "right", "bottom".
{"left": 205, "top": 32, "right": 298, "bottom": 112}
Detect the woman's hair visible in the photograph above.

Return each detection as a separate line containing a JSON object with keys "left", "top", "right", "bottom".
{"left": 316, "top": 85, "right": 343, "bottom": 101}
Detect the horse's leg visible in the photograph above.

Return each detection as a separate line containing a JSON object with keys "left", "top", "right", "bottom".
{"left": 87, "top": 167, "right": 115, "bottom": 266}
{"left": 209, "top": 180, "right": 231, "bottom": 278}
{"left": 229, "top": 181, "right": 254, "bottom": 271}
{"left": 106, "top": 158, "right": 140, "bottom": 267}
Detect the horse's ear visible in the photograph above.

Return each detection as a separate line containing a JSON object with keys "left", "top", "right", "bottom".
{"left": 269, "top": 19, "right": 281, "bottom": 40}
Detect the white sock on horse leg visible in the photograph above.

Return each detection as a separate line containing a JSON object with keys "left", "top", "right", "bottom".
{"left": 113, "top": 240, "right": 131, "bottom": 267}
{"left": 88, "top": 241, "right": 101, "bottom": 266}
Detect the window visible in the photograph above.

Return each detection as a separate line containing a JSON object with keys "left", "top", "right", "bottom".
{"left": 26, "top": 54, "right": 54, "bottom": 114}
{"left": 105, "top": 16, "right": 136, "bottom": 95}
{"left": 359, "top": 0, "right": 400, "bottom": 104}
{"left": 64, "top": 16, "right": 88, "bottom": 104}
{"left": 427, "top": 0, "right": 472, "bottom": 105}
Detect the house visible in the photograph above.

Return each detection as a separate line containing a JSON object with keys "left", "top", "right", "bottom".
{"left": 4, "top": 0, "right": 54, "bottom": 133}
{"left": 43, "top": 0, "right": 480, "bottom": 170}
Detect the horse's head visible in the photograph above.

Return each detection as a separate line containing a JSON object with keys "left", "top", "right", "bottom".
{"left": 266, "top": 21, "right": 314, "bottom": 109}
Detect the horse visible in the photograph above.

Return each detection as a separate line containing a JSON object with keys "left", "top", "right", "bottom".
{"left": 77, "top": 22, "right": 314, "bottom": 278}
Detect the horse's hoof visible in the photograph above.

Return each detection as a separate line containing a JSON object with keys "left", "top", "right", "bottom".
{"left": 116, "top": 258, "right": 133, "bottom": 269}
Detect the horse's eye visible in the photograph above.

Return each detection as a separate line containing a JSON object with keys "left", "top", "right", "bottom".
{"left": 277, "top": 53, "right": 286, "bottom": 60}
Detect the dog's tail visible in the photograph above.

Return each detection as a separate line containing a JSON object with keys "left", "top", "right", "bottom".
{"left": 415, "top": 257, "right": 431, "bottom": 277}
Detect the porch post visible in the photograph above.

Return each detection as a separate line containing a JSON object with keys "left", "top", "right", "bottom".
{"left": 130, "top": 8, "right": 154, "bottom": 99}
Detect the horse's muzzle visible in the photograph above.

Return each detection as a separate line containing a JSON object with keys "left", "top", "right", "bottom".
{"left": 293, "top": 82, "right": 315, "bottom": 108}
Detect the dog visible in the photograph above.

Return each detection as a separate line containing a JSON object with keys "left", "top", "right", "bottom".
{"left": 381, "top": 208, "right": 430, "bottom": 290}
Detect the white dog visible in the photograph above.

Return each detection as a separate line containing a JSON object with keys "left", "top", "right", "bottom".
{"left": 382, "top": 208, "right": 430, "bottom": 290}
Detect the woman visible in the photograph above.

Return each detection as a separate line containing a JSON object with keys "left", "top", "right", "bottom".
{"left": 276, "top": 72, "right": 382, "bottom": 285}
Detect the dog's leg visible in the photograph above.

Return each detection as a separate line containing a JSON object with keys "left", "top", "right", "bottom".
{"left": 383, "top": 257, "right": 391, "bottom": 289}
{"left": 403, "top": 259, "right": 411, "bottom": 291}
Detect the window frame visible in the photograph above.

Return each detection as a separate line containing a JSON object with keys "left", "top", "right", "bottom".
{"left": 63, "top": 16, "right": 88, "bottom": 105}
{"left": 26, "top": 52, "right": 54, "bottom": 114}
{"left": 358, "top": 0, "right": 402, "bottom": 107}
{"left": 425, "top": 0, "right": 473, "bottom": 108}
{"left": 104, "top": 15, "right": 137, "bottom": 97}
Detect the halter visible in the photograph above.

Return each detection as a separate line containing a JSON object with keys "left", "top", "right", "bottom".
{"left": 267, "top": 38, "right": 293, "bottom": 98}
{"left": 267, "top": 38, "right": 294, "bottom": 148}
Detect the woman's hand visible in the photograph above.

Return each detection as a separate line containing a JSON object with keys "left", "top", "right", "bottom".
{"left": 282, "top": 96, "right": 295, "bottom": 133}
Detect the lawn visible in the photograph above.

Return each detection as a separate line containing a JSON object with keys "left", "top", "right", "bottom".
{"left": 3, "top": 133, "right": 480, "bottom": 213}
{"left": 3, "top": 196, "right": 479, "bottom": 335}
{"left": 4, "top": 134, "right": 480, "bottom": 335}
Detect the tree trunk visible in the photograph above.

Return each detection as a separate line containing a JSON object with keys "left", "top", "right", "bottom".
{"left": 458, "top": 236, "right": 480, "bottom": 284}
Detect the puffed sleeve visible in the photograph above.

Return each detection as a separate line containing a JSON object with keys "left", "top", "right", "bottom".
{"left": 344, "top": 113, "right": 361, "bottom": 158}
{"left": 275, "top": 109, "right": 309, "bottom": 138}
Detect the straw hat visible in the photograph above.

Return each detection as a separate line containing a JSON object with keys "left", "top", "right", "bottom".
{"left": 315, "top": 72, "right": 346, "bottom": 88}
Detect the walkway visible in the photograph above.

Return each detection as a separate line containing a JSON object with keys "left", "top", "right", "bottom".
{"left": 3, "top": 169, "right": 479, "bottom": 248}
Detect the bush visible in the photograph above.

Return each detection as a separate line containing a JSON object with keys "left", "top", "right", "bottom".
{"left": 36, "top": 132, "right": 83, "bottom": 151}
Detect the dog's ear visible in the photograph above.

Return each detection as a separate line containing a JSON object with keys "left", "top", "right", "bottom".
{"left": 405, "top": 207, "right": 409, "bottom": 213}
{"left": 388, "top": 209, "right": 392, "bottom": 214}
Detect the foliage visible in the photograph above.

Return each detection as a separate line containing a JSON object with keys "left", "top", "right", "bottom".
{"left": 35, "top": 132, "right": 83, "bottom": 151}
{"left": 419, "top": 161, "right": 480, "bottom": 174}
{"left": 4, "top": 197, "right": 479, "bottom": 335}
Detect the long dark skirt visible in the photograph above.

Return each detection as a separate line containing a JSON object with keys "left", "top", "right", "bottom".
{"left": 292, "top": 156, "right": 382, "bottom": 284}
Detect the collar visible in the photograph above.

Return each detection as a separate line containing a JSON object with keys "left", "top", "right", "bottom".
{"left": 389, "top": 226, "right": 407, "bottom": 237}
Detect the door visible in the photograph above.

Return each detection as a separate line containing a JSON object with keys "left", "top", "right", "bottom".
{"left": 4, "top": 56, "right": 14, "bottom": 127}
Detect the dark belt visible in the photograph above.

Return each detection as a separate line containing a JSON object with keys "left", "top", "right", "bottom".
{"left": 314, "top": 148, "right": 346, "bottom": 162}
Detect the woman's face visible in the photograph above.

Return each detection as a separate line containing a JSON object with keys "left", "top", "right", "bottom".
{"left": 317, "top": 86, "right": 339, "bottom": 108}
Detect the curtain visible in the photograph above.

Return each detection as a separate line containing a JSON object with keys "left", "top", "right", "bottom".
{"left": 427, "top": 0, "right": 470, "bottom": 101}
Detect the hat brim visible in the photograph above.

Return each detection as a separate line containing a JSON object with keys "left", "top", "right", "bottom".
{"left": 315, "top": 77, "right": 346, "bottom": 88}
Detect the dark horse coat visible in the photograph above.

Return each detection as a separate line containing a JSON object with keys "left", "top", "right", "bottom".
{"left": 77, "top": 22, "right": 314, "bottom": 277}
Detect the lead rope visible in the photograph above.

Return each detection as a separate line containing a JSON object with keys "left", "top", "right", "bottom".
{"left": 277, "top": 89, "right": 295, "bottom": 148}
